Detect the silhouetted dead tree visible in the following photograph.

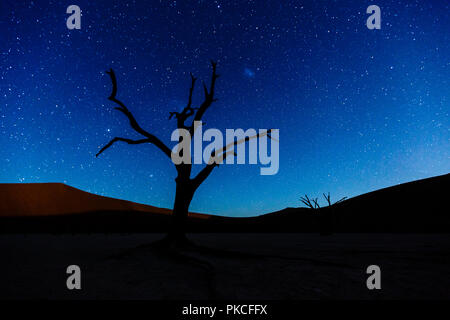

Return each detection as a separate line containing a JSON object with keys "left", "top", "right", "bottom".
{"left": 300, "top": 195, "right": 319, "bottom": 209}
{"left": 323, "top": 192, "right": 347, "bottom": 206}
{"left": 300, "top": 193, "right": 347, "bottom": 209}
{"left": 96, "top": 61, "right": 273, "bottom": 247}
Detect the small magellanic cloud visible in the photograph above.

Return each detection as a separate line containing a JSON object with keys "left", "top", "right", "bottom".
{"left": 243, "top": 67, "right": 255, "bottom": 78}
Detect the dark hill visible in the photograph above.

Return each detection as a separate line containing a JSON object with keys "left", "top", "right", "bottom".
{"left": 0, "top": 174, "right": 448, "bottom": 233}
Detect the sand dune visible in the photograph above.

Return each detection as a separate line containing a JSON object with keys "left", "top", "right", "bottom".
{"left": 0, "top": 174, "right": 448, "bottom": 233}
{"left": 0, "top": 183, "right": 173, "bottom": 217}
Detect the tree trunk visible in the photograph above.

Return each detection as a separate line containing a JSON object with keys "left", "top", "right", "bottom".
{"left": 167, "top": 179, "right": 194, "bottom": 245}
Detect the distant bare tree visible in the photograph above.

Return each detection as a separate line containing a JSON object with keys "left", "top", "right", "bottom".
{"left": 300, "top": 193, "right": 346, "bottom": 209}
{"left": 322, "top": 192, "right": 347, "bottom": 207}
{"left": 96, "top": 61, "right": 272, "bottom": 247}
{"left": 300, "top": 192, "right": 347, "bottom": 236}
{"left": 300, "top": 194, "right": 320, "bottom": 209}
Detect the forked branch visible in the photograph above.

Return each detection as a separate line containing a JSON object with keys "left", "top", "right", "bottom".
{"left": 97, "top": 69, "right": 172, "bottom": 159}
{"left": 190, "top": 60, "right": 219, "bottom": 135}
{"left": 191, "top": 129, "right": 277, "bottom": 189}
{"left": 323, "top": 192, "right": 332, "bottom": 206}
{"left": 300, "top": 195, "right": 320, "bottom": 209}
{"left": 169, "top": 73, "right": 198, "bottom": 129}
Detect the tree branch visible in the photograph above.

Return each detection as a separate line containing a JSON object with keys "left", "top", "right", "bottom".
{"left": 190, "top": 60, "right": 219, "bottom": 134}
{"left": 103, "top": 69, "right": 172, "bottom": 159}
{"left": 96, "top": 137, "right": 151, "bottom": 157}
{"left": 169, "top": 73, "right": 198, "bottom": 129}
{"left": 323, "top": 192, "right": 331, "bottom": 206}
{"left": 191, "top": 129, "right": 276, "bottom": 189}
{"left": 312, "top": 198, "right": 320, "bottom": 209}
{"left": 334, "top": 196, "right": 347, "bottom": 205}
{"left": 186, "top": 72, "right": 197, "bottom": 111}
{"left": 300, "top": 195, "right": 315, "bottom": 209}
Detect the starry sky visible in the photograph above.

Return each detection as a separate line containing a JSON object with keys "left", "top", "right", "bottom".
{"left": 1, "top": 0, "right": 449, "bottom": 216}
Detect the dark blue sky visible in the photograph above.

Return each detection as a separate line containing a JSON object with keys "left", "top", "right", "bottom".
{"left": 1, "top": 0, "right": 448, "bottom": 216}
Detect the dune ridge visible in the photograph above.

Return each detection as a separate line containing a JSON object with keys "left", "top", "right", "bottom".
{"left": 0, "top": 183, "right": 173, "bottom": 217}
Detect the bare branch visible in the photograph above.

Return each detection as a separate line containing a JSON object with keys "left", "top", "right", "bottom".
{"left": 169, "top": 73, "right": 198, "bottom": 129}
{"left": 300, "top": 195, "right": 315, "bottom": 209}
{"left": 190, "top": 60, "right": 219, "bottom": 134}
{"left": 191, "top": 129, "right": 276, "bottom": 189}
{"left": 169, "top": 111, "right": 179, "bottom": 120}
{"left": 96, "top": 137, "right": 151, "bottom": 157}
{"left": 323, "top": 192, "right": 331, "bottom": 206}
{"left": 334, "top": 197, "right": 347, "bottom": 205}
{"left": 103, "top": 69, "right": 172, "bottom": 159}
{"left": 300, "top": 195, "right": 320, "bottom": 209}
{"left": 217, "top": 129, "right": 275, "bottom": 161}
{"left": 312, "top": 198, "right": 320, "bottom": 209}
{"left": 186, "top": 73, "right": 197, "bottom": 110}
{"left": 323, "top": 192, "right": 347, "bottom": 206}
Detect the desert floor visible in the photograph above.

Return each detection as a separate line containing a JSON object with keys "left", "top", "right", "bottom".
{"left": 0, "top": 233, "right": 449, "bottom": 299}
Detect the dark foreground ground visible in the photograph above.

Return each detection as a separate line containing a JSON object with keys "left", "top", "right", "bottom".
{"left": 1, "top": 233, "right": 449, "bottom": 300}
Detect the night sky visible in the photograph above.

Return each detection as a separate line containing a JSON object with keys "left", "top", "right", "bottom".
{"left": 1, "top": 1, "right": 449, "bottom": 216}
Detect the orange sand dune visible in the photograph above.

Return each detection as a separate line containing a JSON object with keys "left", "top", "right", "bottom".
{"left": 0, "top": 183, "right": 207, "bottom": 218}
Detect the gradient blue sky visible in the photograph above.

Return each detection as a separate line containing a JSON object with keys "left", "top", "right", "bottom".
{"left": 1, "top": 0, "right": 449, "bottom": 216}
